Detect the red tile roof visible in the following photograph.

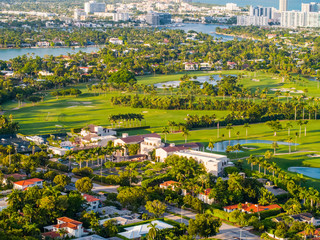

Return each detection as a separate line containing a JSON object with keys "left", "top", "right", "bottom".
{"left": 160, "top": 181, "right": 179, "bottom": 187}
{"left": 57, "top": 217, "right": 82, "bottom": 226}
{"left": 54, "top": 222, "right": 78, "bottom": 230}
{"left": 14, "top": 178, "right": 43, "bottom": 187}
{"left": 82, "top": 194, "right": 100, "bottom": 202}
{"left": 42, "top": 231, "right": 61, "bottom": 238}
{"left": 119, "top": 133, "right": 161, "bottom": 144}
{"left": 224, "top": 203, "right": 282, "bottom": 213}
{"left": 200, "top": 188, "right": 212, "bottom": 196}
{"left": 4, "top": 173, "right": 27, "bottom": 180}
{"left": 161, "top": 143, "right": 202, "bottom": 153}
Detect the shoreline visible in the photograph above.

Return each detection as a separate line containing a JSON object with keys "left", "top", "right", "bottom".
{"left": 0, "top": 44, "right": 105, "bottom": 51}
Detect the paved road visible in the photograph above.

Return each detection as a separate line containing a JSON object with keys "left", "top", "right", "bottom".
{"left": 71, "top": 177, "right": 119, "bottom": 194}
{"left": 167, "top": 206, "right": 260, "bottom": 240}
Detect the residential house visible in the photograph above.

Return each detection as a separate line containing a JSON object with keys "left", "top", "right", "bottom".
{"left": 140, "top": 137, "right": 165, "bottom": 155}
{"left": 80, "top": 124, "right": 116, "bottom": 137}
{"left": 79, "top": 67, "right": 90, "bottom": 73}
{"left": 290, "top": 213, "right": 320, "bottom": 225}
{"left": 37, "top": 41, "right": 50, "bottom": 47}
{"left": 174, "top": 150, "right": 229, "bottom": 176}
{"left": 184, "top": 62, "right": 199, "bottom": 71}
{"left": 155, "top": 142, "right": 202, "bottom": 162}
{"left": 82, "top": 194, "right": 100, "bottom": 212}
{"left": 197, "top": 188, "right": 214, "bottom": 204}
{"left": 200, "top": 62, "right": 212, "bottom": 71}
{"left": 38, "top": 70, "right": 54, "bottom": 76}
{"left": 13, "top": 178, "right": 44, "bottom": 190}
{"left": 48, "top": 146, "right": 68, "bottom": 156}
{"left": 159, "top": 181, "right": 179, "bottom": 191}
{"left": 223, "top": 203, "right": 282, "bottom": 214}
{"left": 114, "top": 133, "right": 161, "bottom": 156}
{"left": 2, "top": 173, "right": 27, "bottom": 185}
{"left": 227, "top": 61, "right": 237, "bottom": 69}
{"left": 109, "top": 38, "right": 123, "bottom": 45}
{"left": 44, "top": 217, "right": 85, "bottom": 238}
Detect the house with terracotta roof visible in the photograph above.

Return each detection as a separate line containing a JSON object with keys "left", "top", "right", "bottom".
{"left": 82, "top": 194, "right": 100, "bottom": 212}
{"left": 223, "top": 203, "right": 282, "bottom": 214}
{"left": 197, "top": 188, "right": 213, "bottom": 204}
{"left": 159, "top": 181, "right": 180, "bottom": 191}
{"left": 13, "top": 178, "right": 44, "bottom": 190}
{"left": 114, "top": 133, "right": 161, "bottom": 156}
{"left": 2, "top": 173, "right": 27, "bottom": 185}
{"left": 155, "top": 142, "right": 202, "bottom": 162}
{"left": 44, "top": 217, "right": 85, "bottom": 238}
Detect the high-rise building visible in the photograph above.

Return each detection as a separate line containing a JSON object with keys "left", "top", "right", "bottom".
{"left": 281, "top": 10, "right": 320, "bottom": 28}
{"left": 84, "top": 1, "right": 106, "bottom": 14}
{"left": 237, "top": 15, "right": 269, "bottom": 26}
{"left": 146, "top": 12, "right": 171, "bottom": 25}
{"left": 250, "top": 6, "right": 273, "bottom": 19}
{"left": 74, "top": 9, "right": 87, "bottom": 20}
{"left": 113, "top": 12, "right": 130, "bottom": 22}
{"left": 146, "top": 12, "right": 160, "bottom": 26}
{"left": 301, "top": 2, "right": 320, "bottom": 13}
{"left": 279, "top": 0, "right": 288, "bottom": 12}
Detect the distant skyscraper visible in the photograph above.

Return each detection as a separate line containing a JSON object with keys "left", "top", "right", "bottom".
{"left": 84, "top": 1, "right": 106, "bottom": 14}
{"left": 279, "top": 0, "right": 288, "bottom": 12}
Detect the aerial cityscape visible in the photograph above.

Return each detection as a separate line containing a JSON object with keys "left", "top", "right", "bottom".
{"left": 0, "top": 0, "right": 319, "bottom": 239}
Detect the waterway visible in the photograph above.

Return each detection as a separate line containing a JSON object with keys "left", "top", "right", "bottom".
{"left": 0, "top": 23, "right": 234, "bottom": 61}
{"left": 0, "top": 46, "right": 101, "bottom": 61}
{"left": 288, "top": 167, "right": 320, "bottom": 179}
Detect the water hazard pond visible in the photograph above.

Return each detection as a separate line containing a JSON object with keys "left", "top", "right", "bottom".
{"left": 288, "top": 167, "right": 320, "bottom": 179}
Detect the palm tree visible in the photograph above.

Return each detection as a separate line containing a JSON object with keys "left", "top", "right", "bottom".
{"left": 28, "top": 142, "right": 36, "bottom": 155}
{"left": 243, "top": 123, "right": 250, "bottom": 138}
{"left": 208, "top": 139, "right": 214, "bottom": 152}
{"left": 271, "top": 142, "right": 279, "bottom": 155}
{"left": 226, "top": 123, "right": 233, "bottom": 139}
{"left": 247, "top": 155, "right": 256, "bottom": 171}
{"left": 303, "top": 120, "right": 309, "bottom": 136}
{"left": 297, "top": 120, "right": 304, "bottom": 137}
{"left": 286, "top": 122, "right": 293, "bottom": 136}
{"left": 268, "top": 162, "right": 278, "bottom": 177}
{"left": 287, "top": 137, "right": 294, "bottom": 153}
{"left": 7, "top": 145, "right": 13, "bottom": 165}
{"left": 147, "top": 223, "right": 158, "bottom": 240}
{"left": 304, "top": 224, "right": 315, "bottom": 240}
{"left": 198, "top": 174, "right": 209, "bottom": 189}
{"left": 161, "top": 127, "right": 169, "bottom": 143}
{"left": 181, "top": 128, "right": 190, "bottom": 143}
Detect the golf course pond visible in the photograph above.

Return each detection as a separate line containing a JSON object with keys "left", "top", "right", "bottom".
{"left": 288, "top": 167, "right": 320, "bottom": 179}
{"left": 206, "top": 139, "right": 298, "bottom": 152}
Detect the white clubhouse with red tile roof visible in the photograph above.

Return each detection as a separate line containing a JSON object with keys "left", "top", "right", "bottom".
{"left": 82, "top": 194, "right": 100, "bottom": 212}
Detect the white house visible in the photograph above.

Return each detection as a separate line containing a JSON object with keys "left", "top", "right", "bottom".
{"left": 140, "top": 137, "right": 165, "bottom": 155}
{"left": 159, "top": 180, "right": 180, "bottom": 191}
{"left": 38, "top": 70, "right": 54, "bottom": 76}
{"left": 47, "top": 217, "right": 85, "bottom": 238}
{"left": 174, "top": 150, "right": 229, "bottom": 176}
{"left": 197, "top": 188, "right": 214, "bottom": 204}
{"left": 109, "top": 38, "right": 123, "bottom": 45}
{"left": 13, "top": 178, "right": 44, "bottom": 190}
{"left": 48, "top": 146, "right": 68, "bottom": 156}
{"left": 81, "top": 124, "right": 116, "bottom": 137}
{"left": 155, "top": 142, "right": 202, "bottom": 162}
{"left": 184, "top": 62, "right": 199, "bottom": 71}
{"left": 82, "top": 194, "right": 100, "bottom": 212}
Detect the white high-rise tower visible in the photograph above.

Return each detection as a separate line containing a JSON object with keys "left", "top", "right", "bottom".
{"left": 279, "top": 0, "right": 288, "bottom": 11}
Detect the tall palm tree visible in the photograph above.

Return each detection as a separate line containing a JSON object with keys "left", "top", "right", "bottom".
{"left": 161, "top": 127, "right": 169, "bottom": 143}
{"left": 297, "top": 120, "right": 304, "bottom": 137}
{"left": 271, "top": 142, "right": 279, "bottom": 155}
{"left": 268, "top": 162, "right": 278, "bottom": 177}
{"left": 7, "top": 145, "right": 13, "bottom": 165}
{"left": 303, "top": 120, "right": 309, "bottom": 136}
{"left": 28, "top": 142, "right": 36, "bottom": 155}
{"left": 287, "top": 137, "right": 294, "bottom": 153}
{"left": 247, "top": 155, "right": 256, "bottom": 171}
{"left": 198, "top": 174, "right": 209, "bottom": 189}
{"left": 226, "top": 123, "right": 233, "bottom": 139}
{"left": 286, "top": 122, "right": 293, "bottom": 136}
{"left": 181, "top": 128, "right": 190, "bottom": 143}
{"left": 243, "top": 123, "right": 250, "bottom": 138}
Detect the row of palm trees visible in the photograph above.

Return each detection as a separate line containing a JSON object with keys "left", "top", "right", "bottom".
{"left": 108, "top": 113, "right": 144, "bottom": 129}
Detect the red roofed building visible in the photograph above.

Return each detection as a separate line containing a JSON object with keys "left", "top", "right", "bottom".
{"left": 155, "top": 142, "right": 202, "bottom": 162}
{"left": 197, "top": 188, "right": 213, "bottom": 204}
{"left": 51, "top": 217, "right": 84, "bottom": 238}
{"left": 82, "top": 194, "right": 100, "bottom": 212}
{"left": 2, "top": 173, "right": 27, "bottom": 185}
{"left": 41, "top": 231, "right": 61, "bottom": 239}
{"left": 223, "top": 203, "right": 282, "bottom": 214}
{"left": 13, "top": 178, "right": 44, "bottom": 190}
{"left": 227, "top": 61, "right": 237, "bottom": 69}
{"left": 160, "top": 181, "right": 180, "bottom": 191}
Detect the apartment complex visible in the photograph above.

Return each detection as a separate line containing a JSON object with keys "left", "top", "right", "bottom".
{"left": 84, "top": 1, "right": 106, "bottom": 14}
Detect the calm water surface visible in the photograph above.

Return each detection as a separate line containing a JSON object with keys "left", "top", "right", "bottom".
{"left": 288, "top": 167, "right": 320, "bottom": 179}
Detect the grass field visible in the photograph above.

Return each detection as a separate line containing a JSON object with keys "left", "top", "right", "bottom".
{"left": 4, "top": 70, "right": 320, "bottom": 188}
